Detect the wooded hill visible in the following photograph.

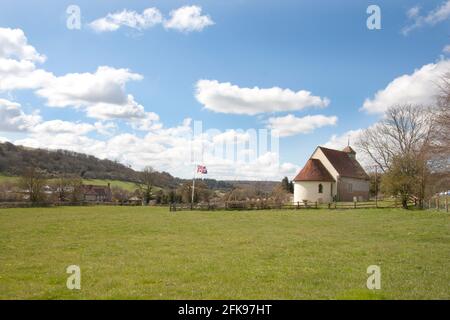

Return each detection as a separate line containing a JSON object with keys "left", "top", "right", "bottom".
{"left": 0, "top": 142, "right": 242, "bottom": 190}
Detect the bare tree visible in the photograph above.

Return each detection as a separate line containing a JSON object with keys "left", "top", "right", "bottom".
{"left": 429, "top": 72, "right": 450, "bottom": 172}
{"left": 357, "top": 104, "right": 434, "bottom": 172}
{"left": 358, "top": 104, "right": 435, "bottom": 208}
{"left": 18, "top": 167, "right": 47, "bottom": 203}
{"left": 51, "top": 176, "right": 73, "bottom": 202}
{"left": 136, "top": 166, "right": 155, "bottom": 205}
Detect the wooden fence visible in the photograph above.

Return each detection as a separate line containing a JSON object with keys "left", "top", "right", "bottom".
{"left": 423, "top": 195, "right": 449, "bottom": 212}
{"left": 168, "top": 198, "right": 424, "bottom": 212}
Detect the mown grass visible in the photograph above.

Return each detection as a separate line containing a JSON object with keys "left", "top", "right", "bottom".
{"left": 0, "top": 206, "right": 448, "bottom": 300}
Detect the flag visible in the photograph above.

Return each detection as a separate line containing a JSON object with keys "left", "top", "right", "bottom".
{"left": 197, "top": 165, "right": 207, "bottom": 174}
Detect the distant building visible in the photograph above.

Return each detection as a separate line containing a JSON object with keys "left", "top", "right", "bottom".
{"left": 293, "top": 146, "right": 370, "bottom": 203}
{"left": 81, "top": 183, "right": 112, "bottom": 202}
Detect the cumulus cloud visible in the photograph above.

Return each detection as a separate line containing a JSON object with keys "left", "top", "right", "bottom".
{"left": 0, "top": 98, "right": 41, "bottom": 132}
{"left": 267, "top": 114, "right": 338, "bottom": 137}
{"left": 36, "top": 66, "right": 143, "bottom": 108}
{"left": 402, "top": 1, "right": 450, "bottom": 35}
{"left": 34, "top": 66, "right": 161, "bottom": 126}
{"left": 0, "top": 27, "right": 46, "bottom": 62}
{"left": 89, "top": 8, "right": 163, "bottom": 32}
{"left": 31, "top": 120, "right": 96, "bottom": 135}
{"left": 195, "top": 80, "right": 330, "bottom": 115}
{"left": 0, "top": 28, "right": 160, "bottom": 126}
{"left": 361, "top": 59, "right": 450, "bottom": 114}
{"left": 164, "top": 5, "right": 214, "bottom": 32}
{"left": 0, "top": 28, "right": 53, "bottom": 91}
{"left": 89, "top": 6, "right": 213, "bottom": 34}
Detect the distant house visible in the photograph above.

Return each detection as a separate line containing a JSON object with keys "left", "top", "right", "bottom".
{"left": 81, "top": 183, "right": 112, "bottom": 202}
{"left": 293, "top": 146, "right": 370, "bottom": 203}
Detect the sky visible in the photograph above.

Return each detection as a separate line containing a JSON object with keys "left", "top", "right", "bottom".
{"left": 0, "top": 0, "right": 449, "bottom": 180}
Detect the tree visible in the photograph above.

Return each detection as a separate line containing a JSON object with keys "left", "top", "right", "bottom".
{"left": 167, "top": 189, "right": 179, "bottom": 203}
{"left": 177, "top": 180, "right": 210, "bottom": 203}
{"left": 381, "top": 153, "right": 426, "bottom": 209}
{"left": 111, "top": 186, "right": 131, "bottom": 204}
{"left": 429, "top": 72, "right": 450, "bottom": 173}
{"left": 18, "top": 167, "right": 47, "bottom": 203}
{"left": 69, "top": 177, "right": 84, "bottom": 202}
{"left": 280, "top": 177, "right": 294, "bottom": 193}
{"left": 271, "top": 184, "right": 292, "bottom": 203}
{"left": 136, "top": 166, "right": 155, "bottom": 205}
{"left": 51, "top": 175, "right": 80, "bottom": 202}
{"left": 368, "top": 171, "right": 382, "bottom": 198}
{"left": 358, "top": 104, "right": 434, "bottom": 207}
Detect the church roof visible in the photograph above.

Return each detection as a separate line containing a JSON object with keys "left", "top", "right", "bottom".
{"left": 342, "top": 145, "right": 356, "bottom": 154}
{"left": 293, "top": 159, "right": 335, "bottom": 182}
{"left": 318, "top": 147, "right": 369, "bottom": 180}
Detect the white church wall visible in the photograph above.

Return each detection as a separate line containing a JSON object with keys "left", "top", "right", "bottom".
{"left": 311, "top": 148, "right": 339, "bottom": 198}
{"left": 293, "top": 181, "right": 333, "bottom": 204}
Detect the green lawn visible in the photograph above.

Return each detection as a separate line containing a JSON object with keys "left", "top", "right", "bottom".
{"left": 0, "top": 206, "right": 449, "bottom": 300}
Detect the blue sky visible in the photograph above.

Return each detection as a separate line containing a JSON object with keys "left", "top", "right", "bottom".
{"left": 0, "top": 0, "right": 449, "bottom": 180}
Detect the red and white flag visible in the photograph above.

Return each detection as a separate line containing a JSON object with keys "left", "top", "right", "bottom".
{"left": 197, "top": 165, "right": 207, "bottom": 174}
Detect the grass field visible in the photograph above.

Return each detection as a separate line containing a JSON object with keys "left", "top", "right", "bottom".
{"left": 0, "top": 174, "right": 145, "bottom": 192}
{"left": 0, "top": 206, "right": 449, "bottom": 300}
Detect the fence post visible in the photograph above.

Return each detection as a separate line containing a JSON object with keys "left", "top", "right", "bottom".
{"left": 315, "top": 201, "right": 318, "bottom": 209}
{"left": 328, "top": 203, "right": 331, "bottom": 209}
{"left": 428, "top": 199, "right": 431, "bottom": 209}
{"left": 297, "top": 201, "right": 300, "bottom": 209}
{"left": 446, "top": 197, "right": 448, "bottom": 213}
{"left": 354, "top": 201, "right": 356, "bottom": 209}
{"left": 334, "top": 202, "right": 337, "bottom": 209}
{"left": 436, "top": 198, "right": 439, "bottom": 211}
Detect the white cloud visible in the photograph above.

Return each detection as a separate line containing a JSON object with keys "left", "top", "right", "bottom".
{"left": 0, "top": 136, "right": 10, "bottom": 143}
{"left": 36, "top": 66, "right": 142, "bottom": 108}
{"left": 164, "top": 5, "right": 214, "bottom": 32}
{"left": 89, "top": 8, "right": 163, "bottom": 32}
{"left": 0, "top": 27, "right": 46, "bottom": 62}
{"left": 34, "top": 66, "right": 159, "bottom": 124}
{"left": 323, "top": 129, "right": 364, "bottom": 150}
{"left": 129, "top": 111, "right": 162, "bottom": 131}
{"left": 0, "top": 28, "right": 53, "bottom": 91}
{"left": 90, "top": 6, "right": 213, "bottom": 34}
{"left": 407, "top": 6, "right": 421, "bottom": 19}
{"left": 267, "top": 114, "right": 338, "bottom": 137}
{"left": 212, "top": 130, "right": 251, "bottom": 144}
{"left": 402, "top": 1, "right": 450, "bottom": 35}
{"left": 0, "top": 98, "right": 41, "bottom": 132}
{"left": 31, "top": 120, "right": 95, "bottom": 135}
{"left": 361, "top": 59, "right": 450, "bottom": 114}
{"left": 0, "top": 58, "right": 53, "bottom": 91}
{"left": 195, "top": 80, "right": 330, "bottom": 115}
{"left": 443, "top": 45, "right": 450, "bottom": 54}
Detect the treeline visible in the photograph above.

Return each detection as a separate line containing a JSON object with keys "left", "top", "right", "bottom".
{"left": 0, "top": 143, "right": 239, "bottom": 191}
{"left": 0, "top": 142, "right": 140, "bottom": 181}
